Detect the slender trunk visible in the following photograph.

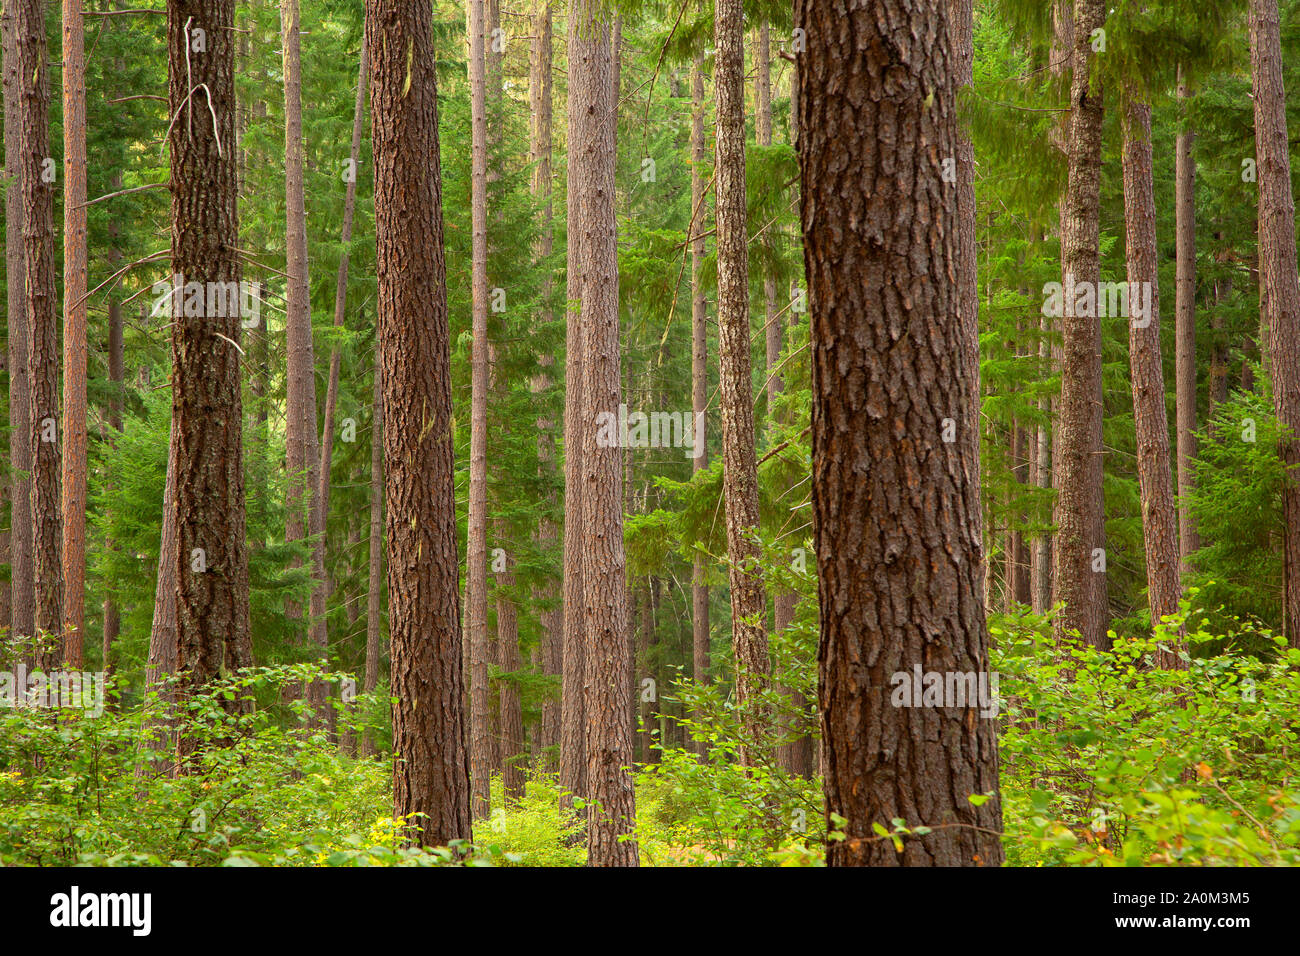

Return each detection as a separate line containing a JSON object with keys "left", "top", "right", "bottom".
{"left": 466, "top": 0, "right": 492, "bottom": 822}
{"left": 798, "top": 0, "right": 1004, "bottom": 867}
{"left": 3, "top": 0, "right": 32, "bottom": 665}
{"left": 1122, "top": 98, "right": 1184, "bottom": 662}
{"left": 366, "top": 0, "right": 473, "bottom": 843}
{"left": 1054, "top": 0, "right": 1109, "bottom": 650}
{"left": 559, "top": 18, "right": 588, "bottom": 809}
{"left": 60, "top": 0, "right": 87, "bottom": 667}
{"left": 530, "top": 0, "right": 561, "bottom": 771}
{"left": 362, "top": 360, "right": 383, "bottom": 758}
{"left": 495, "top": 537, "right": 525, "bottom": 803}
{"left": 282, "top": 0, "right": 327, "bottom": 722}
{"left": 1250, "top": 0, "right": 1300, "bottom": 647}
{"left": 103, "top": 290, "right": 124, "bottom": 669}
{"left": 148, "top": 419, "right": 180, "bottom": 689}
{"left": 19, "top": 0, "right": 62, "bottom": 668}
{"left": 688, "top": 56, "right": 710, "bottom": 758}
{"left": 573, "top": 1, "right": 637, "bottom": 865}
{"left": 715, "top": 0, "right": 769, "bottom": 759}
{"left": 318, "top": 36, "right": 369, "bottom": 658}
{"left": 1174, "top": 69, "right": 1198, "bottom": 574}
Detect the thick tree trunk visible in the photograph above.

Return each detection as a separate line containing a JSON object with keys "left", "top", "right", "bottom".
{"left": 281, "top": 0, "right": 327, "bottom": 722}
{"left": 366, "top": 0, "right": 473, "bottom": 843}
{"left": 1174, "top": 69, "right": 1198, "bottom": 575}
{"left": 797, "top": 0, "right": 1004, "bottom": 867}
{"left": 1054, "top": 0, "right": 1109, "bottom": 650}
{"left": 466, "top": 0, "right": 492, "bottom": 822}
{"left": 1250, "top": 0, "right": 1300, "bottom": 647}
{"left": 362, "top": 360, "right": 383, "bottom": 758}
{"left": 167, "top": 0, "right": 253, "bottom": 739}
{"left": 715, "top": 0, "right": 769, "bottom": 759}
{"left": 3, "top": 0, "right": 32, "bottom": 665}
{"left": 60, "top": 0, "right": 87, "bottom": 667}
{"left": 19, "top": 0, "right": 61, "bottom": 668}
{"left": 573, "top": 2, "right": 637, "bottom": 866}
{"left": 689, "top": 56, "right": 710, "bottom": 758}
{"left": 1122, "top": 99, "right": 1184, "bottom": 663}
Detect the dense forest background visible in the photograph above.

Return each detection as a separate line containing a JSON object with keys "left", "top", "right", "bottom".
{"left": 1, "top": 0, "right": 1299, "bottom": 868}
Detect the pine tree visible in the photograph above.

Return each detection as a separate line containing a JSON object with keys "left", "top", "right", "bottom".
{"left": 366, "top": 0, "right": 473, "bottom": 843}
{"left": 1249, "top": 0, "right": 1300, "bottom": 647}
{"left": 798, "top": 0, "right": 1004, "bottom": 868}
{"left": 61, "top": 0, "right": 88, "bottom": 667}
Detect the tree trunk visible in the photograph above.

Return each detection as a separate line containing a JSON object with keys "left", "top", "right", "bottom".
{"left": 1174, "top": 69, "right": 1198, "bottom": 575}
{"left": 1122, "top": 98, "right": 1183, "bottom": 664}
{"left": 318, "top": 35, "right": 369, "bottom": 666}
{"left": 1054, "top": 0, "right": 1109, "bottom": 650}
{"left": 715, "top": 0, "right": 769, "bottom": 759}
{"left": 573, "top": 1, "right": 637, "bottom": 865}
{"left": 362, "top": 359, "right": 383, "bottom": 758}
{"left": 1250, "top": 0, "right": 1300, "bottom": 647}
{"left": 797, "top": 0, "right": 1004, "bottom": 867}
{"left": 495, "top": 538, "right": 525, "bottom": 803}
{"left": 167, "top": 0, "right": 253, "bottom": 741}
{"left": 559, "top": 14, "right": 588, "bottom": 809}
{"left": 148, "top": 418, "right": 180, "bottom": 690}
{"left": 465, "top": 0, "right": 492, "bottom": 822}
{"left": 60, "top": 0, "right": 87, "bottom": 667}
{"left": 689, "top": 56, "right": 710, "bottom": 758}
{"left": 19, "top": 0, "right": 61, "bottom": 669}
{"left": 530, "top": 0, "right": 561, "bottom": 771}
{"left": 103, "top": 288, "right": 124, "bottom": 669}
{"left": 3, "top": 0, "right": 32, "bottom": 666}
{"left": 366, "top": 0, "right": 473, "bottom": 843}
{"left": 281, "top": 0, "right": 327, "bottom": 722}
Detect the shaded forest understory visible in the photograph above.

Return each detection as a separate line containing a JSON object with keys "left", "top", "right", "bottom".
{"left": 2, "top": 0, "right": 1300, "bottom": 868}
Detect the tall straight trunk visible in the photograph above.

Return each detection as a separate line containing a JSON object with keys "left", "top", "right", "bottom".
{"left": 366, "top": 0, "right": 473, "bottom": 843}
{"left": 60, "top": 0, "right": 87, "bottom": 667}
{"left": 798, "top": 0, "right": 1003, "bottom": 867}
{"left": 362, "top": 360, "right": 383, "bottom": 758}
{"left": 1054, "top": 0, "right": 1108, "bottom": 650}
{"left": 318, "top": 35, "right": 369, "bottom": 628}
{"left": 559, "top": 18, "right": 587, "bottom": 808}
{"left": 1174, "top": 69, "right": 1198, "bottom": 574}
{"left": 167, "top": 0, "right": 252, "bottom": 737}
{"left": 530, "top": 0, "right": 561, "bottom": 770}
{"left": 1250, "top": 0, "right": 1300, "bottom": 647}
{"left": 715, "top": 0, "right": 769, "bottom": 758}
{"left": 1047, "top": 0, "right": 1071, "bottom": 614}
{"left": 281, "top": 0, "right": 327, "bottom": 721}
{"left": 572, "top": 1, "right": 637, "bottom": 866}
{"left": 3, "top": 0, "right": 32, "bottom": 664}
{"left": 495, "top": 538, "right": 525, "bottom": 802}
{"left": 466, "top": 0, "right": 492, "bottom": 822}
{"left": 688, "top": 56, "right": 710, "bottom": 758}
{"left": 1032, "top": 309, "right": 1052, "bottom": 614}
{"left": 103, "top": 291, "right": 124, "bottom": 668}
{"left": 1122, "top": 98, "right": 1183, "bottom": 663}
{"left": 19, "top": 0, "right": 61, "bottom": 668}
{"left": 148, "top": 419, "right": 180, "bottom": 688}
